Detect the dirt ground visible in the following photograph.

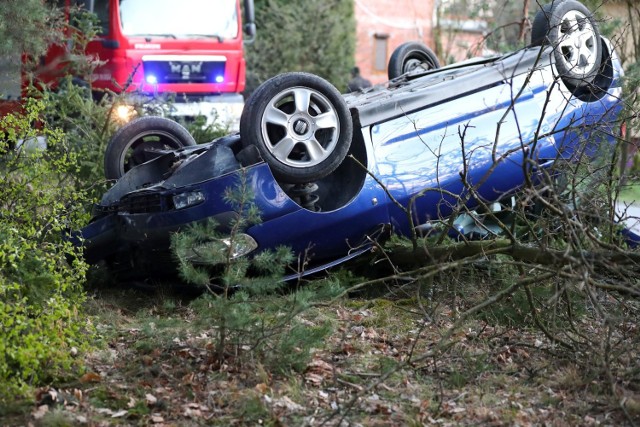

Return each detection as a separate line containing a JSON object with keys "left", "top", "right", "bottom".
{"left": 5, "top": 278, "right": 639, "bottom": 427}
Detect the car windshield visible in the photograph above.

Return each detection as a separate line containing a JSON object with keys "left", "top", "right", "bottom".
{"left": 118, "top": 0, "right": 238, "bottom": 39}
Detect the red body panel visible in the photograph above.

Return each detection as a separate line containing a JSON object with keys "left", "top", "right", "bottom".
{"left": 41, "top": 0, "right": 246, "bottom": 97}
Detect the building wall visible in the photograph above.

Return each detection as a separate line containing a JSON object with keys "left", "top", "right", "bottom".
{"left": 601, "top": 1, "right": 639, "bottom": 139}
{"left": 601, "top": 1, "right": 639, "bottom": 66}
{"left": 354, "top": 0, "right": 435, "bottom": 84}
{"left": 437, "top": 23, "right": 488, "bottom": 64}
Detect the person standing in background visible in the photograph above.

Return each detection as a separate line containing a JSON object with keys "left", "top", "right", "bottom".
{"left": 346, "top": 66, "right": 372, "bottom": 93}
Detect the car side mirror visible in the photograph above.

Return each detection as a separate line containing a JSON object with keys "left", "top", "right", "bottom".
{"left": 243, "top": 0, "right": 256, "bottom": 42}
{"left": 244, "top": 23, "right": 256, "bottom": 39}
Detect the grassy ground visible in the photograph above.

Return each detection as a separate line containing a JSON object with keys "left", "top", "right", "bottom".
{"left": 3, "top": 270, "right": 639, "bottom": 427}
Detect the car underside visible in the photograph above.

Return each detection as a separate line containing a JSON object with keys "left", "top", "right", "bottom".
{"left": 78, "top": 1, "right": 626, "bottom": 281}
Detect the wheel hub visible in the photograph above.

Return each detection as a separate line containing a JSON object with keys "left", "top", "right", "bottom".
{"left": 558, "top": 10, "right": 597, "bottom": 76}
{"left": 293, "top": 118, "right": 310, "bottom": 136}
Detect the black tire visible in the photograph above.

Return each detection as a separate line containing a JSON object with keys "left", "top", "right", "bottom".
{"left": 104, "top": 116, "right": 196, "bottom": 180}
{"left": 531, "top": 1, "right": 558, "bottom": 46}
{"left": 531, "top": 0, "right": 602, "bottom": 90}
{"left": 388, "top": 42, "right": 441, "bottom": 80}
{"left": 239, "top": 72, "right": 353, "bottom": 184}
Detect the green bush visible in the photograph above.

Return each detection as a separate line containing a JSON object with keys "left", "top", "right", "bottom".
{"left": 0, "top": 0, "right": 64, "bottom": 58}
{"left": 0, "top": 100, "right": 92, "bottom": 402}
{"left": 246, "top": 0, "right": 356, "bottom": 93}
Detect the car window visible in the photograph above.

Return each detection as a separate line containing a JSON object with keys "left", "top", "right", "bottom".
{"left": 119, "top": 0, "right": 238, "bottom": 39}
{"left": 92, "top": 0, "right": 110, "bottom": 35}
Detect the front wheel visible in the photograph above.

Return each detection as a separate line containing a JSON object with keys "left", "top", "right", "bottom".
{"left": 240, "top": 72, "right": 353, "bottom": 184}
{"left": 531, "top": 0, "right": 602, "bottom": 91}
{"left": 104, "top": 116, "right": 197, "bottom": 180}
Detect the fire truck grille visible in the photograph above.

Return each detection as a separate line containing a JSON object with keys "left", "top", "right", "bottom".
{"left": 143, "top": 60, "right": 226, "bottom": 84}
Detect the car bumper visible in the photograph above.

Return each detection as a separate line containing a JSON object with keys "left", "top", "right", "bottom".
{"left": 168, "top": 93, "right": 244, "bottom": 131}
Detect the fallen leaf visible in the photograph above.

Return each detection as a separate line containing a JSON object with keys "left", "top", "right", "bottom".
{"left": 184, "top": 408, "right": 202, "bottom": 418}
{"left": 32, "top": 405, "right": 49, "bottom": 420}
{"left": 183, "top": 404, "right": 207, "bottom": 418}
{"left": 111, "top": 409, "right": 128, "bottom": 418}
{"left": 338, "top": 343, "right": 356, "bottom": 355}
{"left": 79, "top": 372, "right": 101, "bottom": 383}
{"left": 273, "top": 396, "right": 304, "bottom": 412}
{"left": 375, "top": 403, "right": 393, "bottom": 415}
{"left": 40, "top": 388, "right": 58, "bottom": 404}
{"left": 305, "top": 373, "right": 324, "bottom": 386}
{"left": 306, "top": 359, "right": 333, "bottom": 376}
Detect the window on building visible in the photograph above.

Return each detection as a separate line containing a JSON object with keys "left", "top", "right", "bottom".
{"left": 373, "top": 33, "right": 389, "bottom": 72}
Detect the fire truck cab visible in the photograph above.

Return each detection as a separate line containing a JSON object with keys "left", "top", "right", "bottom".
{"left": 47, "top": 0, "right": 255, "bottom": 130}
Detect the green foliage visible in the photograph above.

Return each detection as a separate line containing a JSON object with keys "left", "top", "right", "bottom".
{"left": 172, "top": 172, "right": 338, "bottom": 373}
{"left": 36, "top": 77, "right": 124, "bottom": 192}
{"left": 246, "top": 0, "right": 356, "bottom": 93}
{"left": 178, "top": 115, "right": 230, "bottom": 144}
{"left": 0, "top": 0, "right": 64, "bottom": 58}
{"left": 20, "top": 9, "right": 125, "bottom": 195}
{"left": 0, "top": 100, "right": 92, "bottom": 402}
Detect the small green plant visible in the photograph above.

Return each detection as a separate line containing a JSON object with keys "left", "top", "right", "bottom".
{"left": 171, "top": 171, "right": 338, "bottom": 373}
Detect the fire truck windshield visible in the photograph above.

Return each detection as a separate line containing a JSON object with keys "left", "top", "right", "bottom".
{"left": 119, "top": 0, "right": 239, "bottom": 40}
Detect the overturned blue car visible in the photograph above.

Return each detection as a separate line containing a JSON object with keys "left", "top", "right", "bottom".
{"left": 79, "top": 1, "right": 625, "bottom": 280}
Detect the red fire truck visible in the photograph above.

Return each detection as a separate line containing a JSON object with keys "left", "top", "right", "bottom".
{"left": 38, "top": 0, "right": 256, "bottom": 129}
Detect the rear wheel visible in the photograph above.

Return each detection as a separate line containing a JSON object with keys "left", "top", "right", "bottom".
{"left": 104, "top": 116, "right": 196, "bottom": 180}
{"left": 531, "top": 0, "right": 602, "bottom": 90}
{"left": 388, "top": 42, "right": 441, "bottom": 80}
{"left": 240, "top": 72, "right": 353, "bottom": 184}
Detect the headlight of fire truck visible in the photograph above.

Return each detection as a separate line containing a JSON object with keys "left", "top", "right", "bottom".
{"left": 167, "top": 93, "right": 245, "bottom": 132}
{"left": 114, "top": 103, "right": 138, "bottom": 123}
